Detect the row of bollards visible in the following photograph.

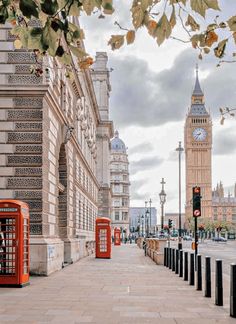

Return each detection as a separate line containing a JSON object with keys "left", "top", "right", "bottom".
{"left": 164, "top": 247, "right": 236, "bottom": 318}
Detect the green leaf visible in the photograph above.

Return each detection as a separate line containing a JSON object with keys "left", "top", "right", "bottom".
{"left": 227, "top": 16, "right": 236, "bottom": 32}
{"left": 69, "top": 45, "right": 88, "bottom": 58}
{"left": 41, "top": 0, "right": 59, "bottom": 16}
{"left": 58, "top": 52, "right": 71, "bottom": 65}
{"left": 19, "top": 0, "right": 39, "bottom": 18}
{"left": 42, "top": 19, "right": 59, "bottom": 56}
{"left": 155, "top": 13, "right": 171, "bottom": 46}
{"left": 190, "top": 0, "right": 220, "bottom": 18}
{"left": 0, "top": 5, "right": 8, "bottom": 24}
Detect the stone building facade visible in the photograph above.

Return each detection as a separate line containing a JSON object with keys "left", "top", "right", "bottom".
{"left": 212, "top": 182, "right": 236, "bottom": 224}
{"left": 0, "top": 23, "right": 113, "bottom": 275}
{"left": 110, "top": 131, "right": 130, "bottom": 237}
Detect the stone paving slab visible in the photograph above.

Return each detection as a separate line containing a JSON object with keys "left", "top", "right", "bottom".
{"left": 0, "top": 244, "right": 234, "bottom": 323}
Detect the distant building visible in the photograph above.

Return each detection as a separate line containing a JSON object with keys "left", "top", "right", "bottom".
{"left": 164, "top": 213, "right": 185, "bottom": 230}
{"left": 212, "top": 182, "right": 236, "bottom": 224}
{"left": 130, "top": 207, "right": 157, "bottom": 235}
{"left": 110, "top": 131, "right": 130, "bottom": 236}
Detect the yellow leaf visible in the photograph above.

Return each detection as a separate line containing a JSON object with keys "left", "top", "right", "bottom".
{"left": 190, "top": 0, "right": 220, "bottom": 18}
{"left": 126, "top": 30, "right": 135, "bottom": 45}
{"left": 131, "top": 4, "right": 144, "bottom": 29}
{"left": 170, "top": 5, "right": 176, "bottom": 29}
{"left": 214, "top": 39, "right": 227, "bottom": 58}
{"left": 14, "top": 39, "right": 22, "bottom": 49}
{"left": 185, "top": 14, "right": 200, "bottom": 31}
{"left": 108, "top": 35, "right": 125, "bottom": 50}
{"left": 227, "top": 16, "right": 236, "bottom": 32}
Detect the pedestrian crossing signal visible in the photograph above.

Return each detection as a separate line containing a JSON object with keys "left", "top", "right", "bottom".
{"left": 193, "top": 186, "right": 201, "bottom": 217}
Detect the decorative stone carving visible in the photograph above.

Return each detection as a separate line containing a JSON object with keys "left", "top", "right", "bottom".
{"left": 7, "top": 178, "right": 42, "bottom": 189}
{"left": 63, "top": 125, "right": 74, "bottom": 144}
{"left": 8, "top": 75, "right": 42, "bottom": 85}
{"left": 25, "top": 200, "right": 42, "bottom": 211}
{"left": 15, "top": 123, "right": 42, "bottom": 131}
{"left": 7, "top": 132, "right": 42, "bottom": 143}
{"left": 13, "top": 98, "right": 42, "bottom": 108}
{"left": 14, "top": 190, "right": 42, "bottom": 200}
{"left": 15, "top": 65, "right": 31, "bottom": 74}
{"left": 7, "top": 155, "right": 42, "bottom": 166}
{"left": 8, "top": 52, "right": 37, "bottom": 64}
{"left": 7, "top": 30, "right": 17, "bottom": 41}
{"left": 30, "top": 213, "right": 42, "bottom": 222}
{"left": 15, "top": 167, "right": 42, "bottom": 176}
{"left": 8, "top": 110, "right": 42, "bottom": 120}
{"left": 30, "top": 224, "right": 42, "bottom": 235}
{"left": 15, "top": 145, "right": 42, "bottom": 154}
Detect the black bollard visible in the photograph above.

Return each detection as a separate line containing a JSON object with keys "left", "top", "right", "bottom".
{"left": 166, "top": 247, "right": 170, "bottom": 268}
{"left": 215, "top": 259, "right": 223, "bottom": 306}
{"left": 205, "top": 256, "right": 211, "bottom": 298}
{"left": 189, "top": 253, "right": 195, "bottom": 286}
{"left": 172, "top": 249, "right": 175, "bottom": 272}
{"left": 230, "top": 264, "right": 236, "bottom": 318}
{"left": 175, "top": 249, "right": 179, "bottom": 274}
{"left": 169, "top": 248, "right": 172, "bottom": 270}
{"left": 184, "top": 251, "right": 188, "bottom": 281}
{"left": 196, "top": 254, "right": 202, "bottom": 291}
{"left": 164, "top": 247, "right": 167, "bottom": 267}
{"left": 179, "top": 250, "right": 183, "bottom": 277}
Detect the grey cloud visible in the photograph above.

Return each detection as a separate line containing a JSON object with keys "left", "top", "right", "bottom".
{"left": 130, "top": 179, "right": 151, "bottom": 201}
{"left": 130, "top": 156, "right": 163, "bottom": 175}
{"left": 213, "top": 128, "right": 236, "bottom": 156}
{"left": 109, "top": 49, "right": 236, "bottom": 128}
{"left": 128, "top": 142, "right": 154, "bottom": 155}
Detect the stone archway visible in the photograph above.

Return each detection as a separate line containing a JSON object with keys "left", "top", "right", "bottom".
{"left": 58, "top": 144, "right": 68, "bottom": 263}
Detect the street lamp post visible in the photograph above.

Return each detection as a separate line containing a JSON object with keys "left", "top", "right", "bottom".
{"left": 176, "top": 141, "right": 184, "bottom": 250}
{"left": 141, "top": 215, "right": 144, "bottom": 237}
{"left": 159, "top": 178, "right": 166, "bottom": 230}
{"left": 145, "top": 201, "right": 150, "bottom": 237}
{"left": 149, "top": 198, "right": 152, "bottom": 236}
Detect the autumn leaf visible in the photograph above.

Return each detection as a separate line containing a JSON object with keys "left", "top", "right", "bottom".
{"left": 205, "top": 30, "right": 218, "bottom": 47}
{"left": 190, "top": 0, "right": 220, "bottom": 18}
{"left": 131, "top": 4, "right": 144, "bottom": 29}
{"left": 147, "top": 19, "right": 157, "bottom": 37}
{"left": 108, "top": 35, "right": 125, "bottom": 50}
{"left": 227, "top": 16, "right": 236, "bottom": 32}
{"left": 185, "top": 14, "right": 200, "bottom": 31}
{"left": 126, "top": 30, "right": 135, "bottom": 45}
{"left": 214, "top": 39, "right": 227, "bottom": 58}
{"left": 170, "top": 5, "right": 176, "bottom": 29}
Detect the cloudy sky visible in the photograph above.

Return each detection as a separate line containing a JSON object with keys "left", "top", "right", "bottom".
{"left": 81, "top": 1, "right": 236, "bottom": 221}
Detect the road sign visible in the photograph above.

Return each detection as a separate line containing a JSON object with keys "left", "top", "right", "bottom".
{"left": 193, "top": 209, "right": 201, "bottom": 217}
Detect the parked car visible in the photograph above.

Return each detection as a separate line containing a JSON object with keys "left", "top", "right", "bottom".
{"left": 183, "top": 235, "right": 192, "bottom": 241}
{"left": 212, "top": 236, "right": 227, "bottom": 242}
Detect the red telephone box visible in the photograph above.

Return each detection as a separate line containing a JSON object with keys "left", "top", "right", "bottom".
{"left": 96, "top": 217, "right": 111, "bottom": 259}
{"left": 0, "top": 200, "right": 30, "bottom": 287}
{"left": 114, "top": 228, "right": 121, "bottom": 246}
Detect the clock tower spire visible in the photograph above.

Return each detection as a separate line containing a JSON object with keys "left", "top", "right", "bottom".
{"left": 184, "top": 67, "right": 212, "bottom": 227}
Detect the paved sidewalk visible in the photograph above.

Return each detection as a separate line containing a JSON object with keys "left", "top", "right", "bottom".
{"left": 0, "top": 244, "right": 235, "bottom": 323}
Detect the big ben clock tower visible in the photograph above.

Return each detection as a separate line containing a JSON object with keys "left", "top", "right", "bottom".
{"left": 184, "top": 66, "right": 212, "bottom": 224}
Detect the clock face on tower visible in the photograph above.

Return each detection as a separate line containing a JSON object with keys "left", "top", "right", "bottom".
{"left": 192, "top": 128, "right": 207, "bottom": 141}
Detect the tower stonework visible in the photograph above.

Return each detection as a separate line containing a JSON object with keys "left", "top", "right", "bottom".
{"left": 184, "top": 68, "right": 212, "bottom": 225}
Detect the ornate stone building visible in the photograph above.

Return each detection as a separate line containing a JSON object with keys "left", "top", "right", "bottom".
{"left": 0, "top": 23, "right": 113, "bottom": 275}
{"left": 212, "top": 182, "right": 236, "bottom": 224}
{"left": 110, "top": 131, "right": 130, "bottom": 237}
{"left": 184, "top": 68, "right": 212, "bottom": 223}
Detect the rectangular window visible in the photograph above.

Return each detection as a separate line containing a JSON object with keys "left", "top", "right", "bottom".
{"left": 115, "top": 212, "right": 119, "bottom": 221}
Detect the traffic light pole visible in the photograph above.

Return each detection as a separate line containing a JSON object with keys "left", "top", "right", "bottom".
{"left": 195, "top": 216, "right": 198, "bottom": 269}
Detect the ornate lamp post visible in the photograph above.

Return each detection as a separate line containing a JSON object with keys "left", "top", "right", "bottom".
{"left": 145, "top": 200, "right": 150, "bottom": 237}
{"left": 141, "top": 215, "right": 144, "bottom": 237}
{"left": 176, "top": 141, "right": 184, "bottom": 250}
{"left": 149, "top": 198, "right": 152, "bottom": 236}
{"left": 159, "top": 178, "right": 166, "bottom": 230}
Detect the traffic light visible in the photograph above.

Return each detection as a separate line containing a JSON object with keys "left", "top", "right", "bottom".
{"left": 168, "top": 219, "right": 173, "bottom": 228}
{"left": 193, "top": 186, "right": 201, "bottom": 217}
